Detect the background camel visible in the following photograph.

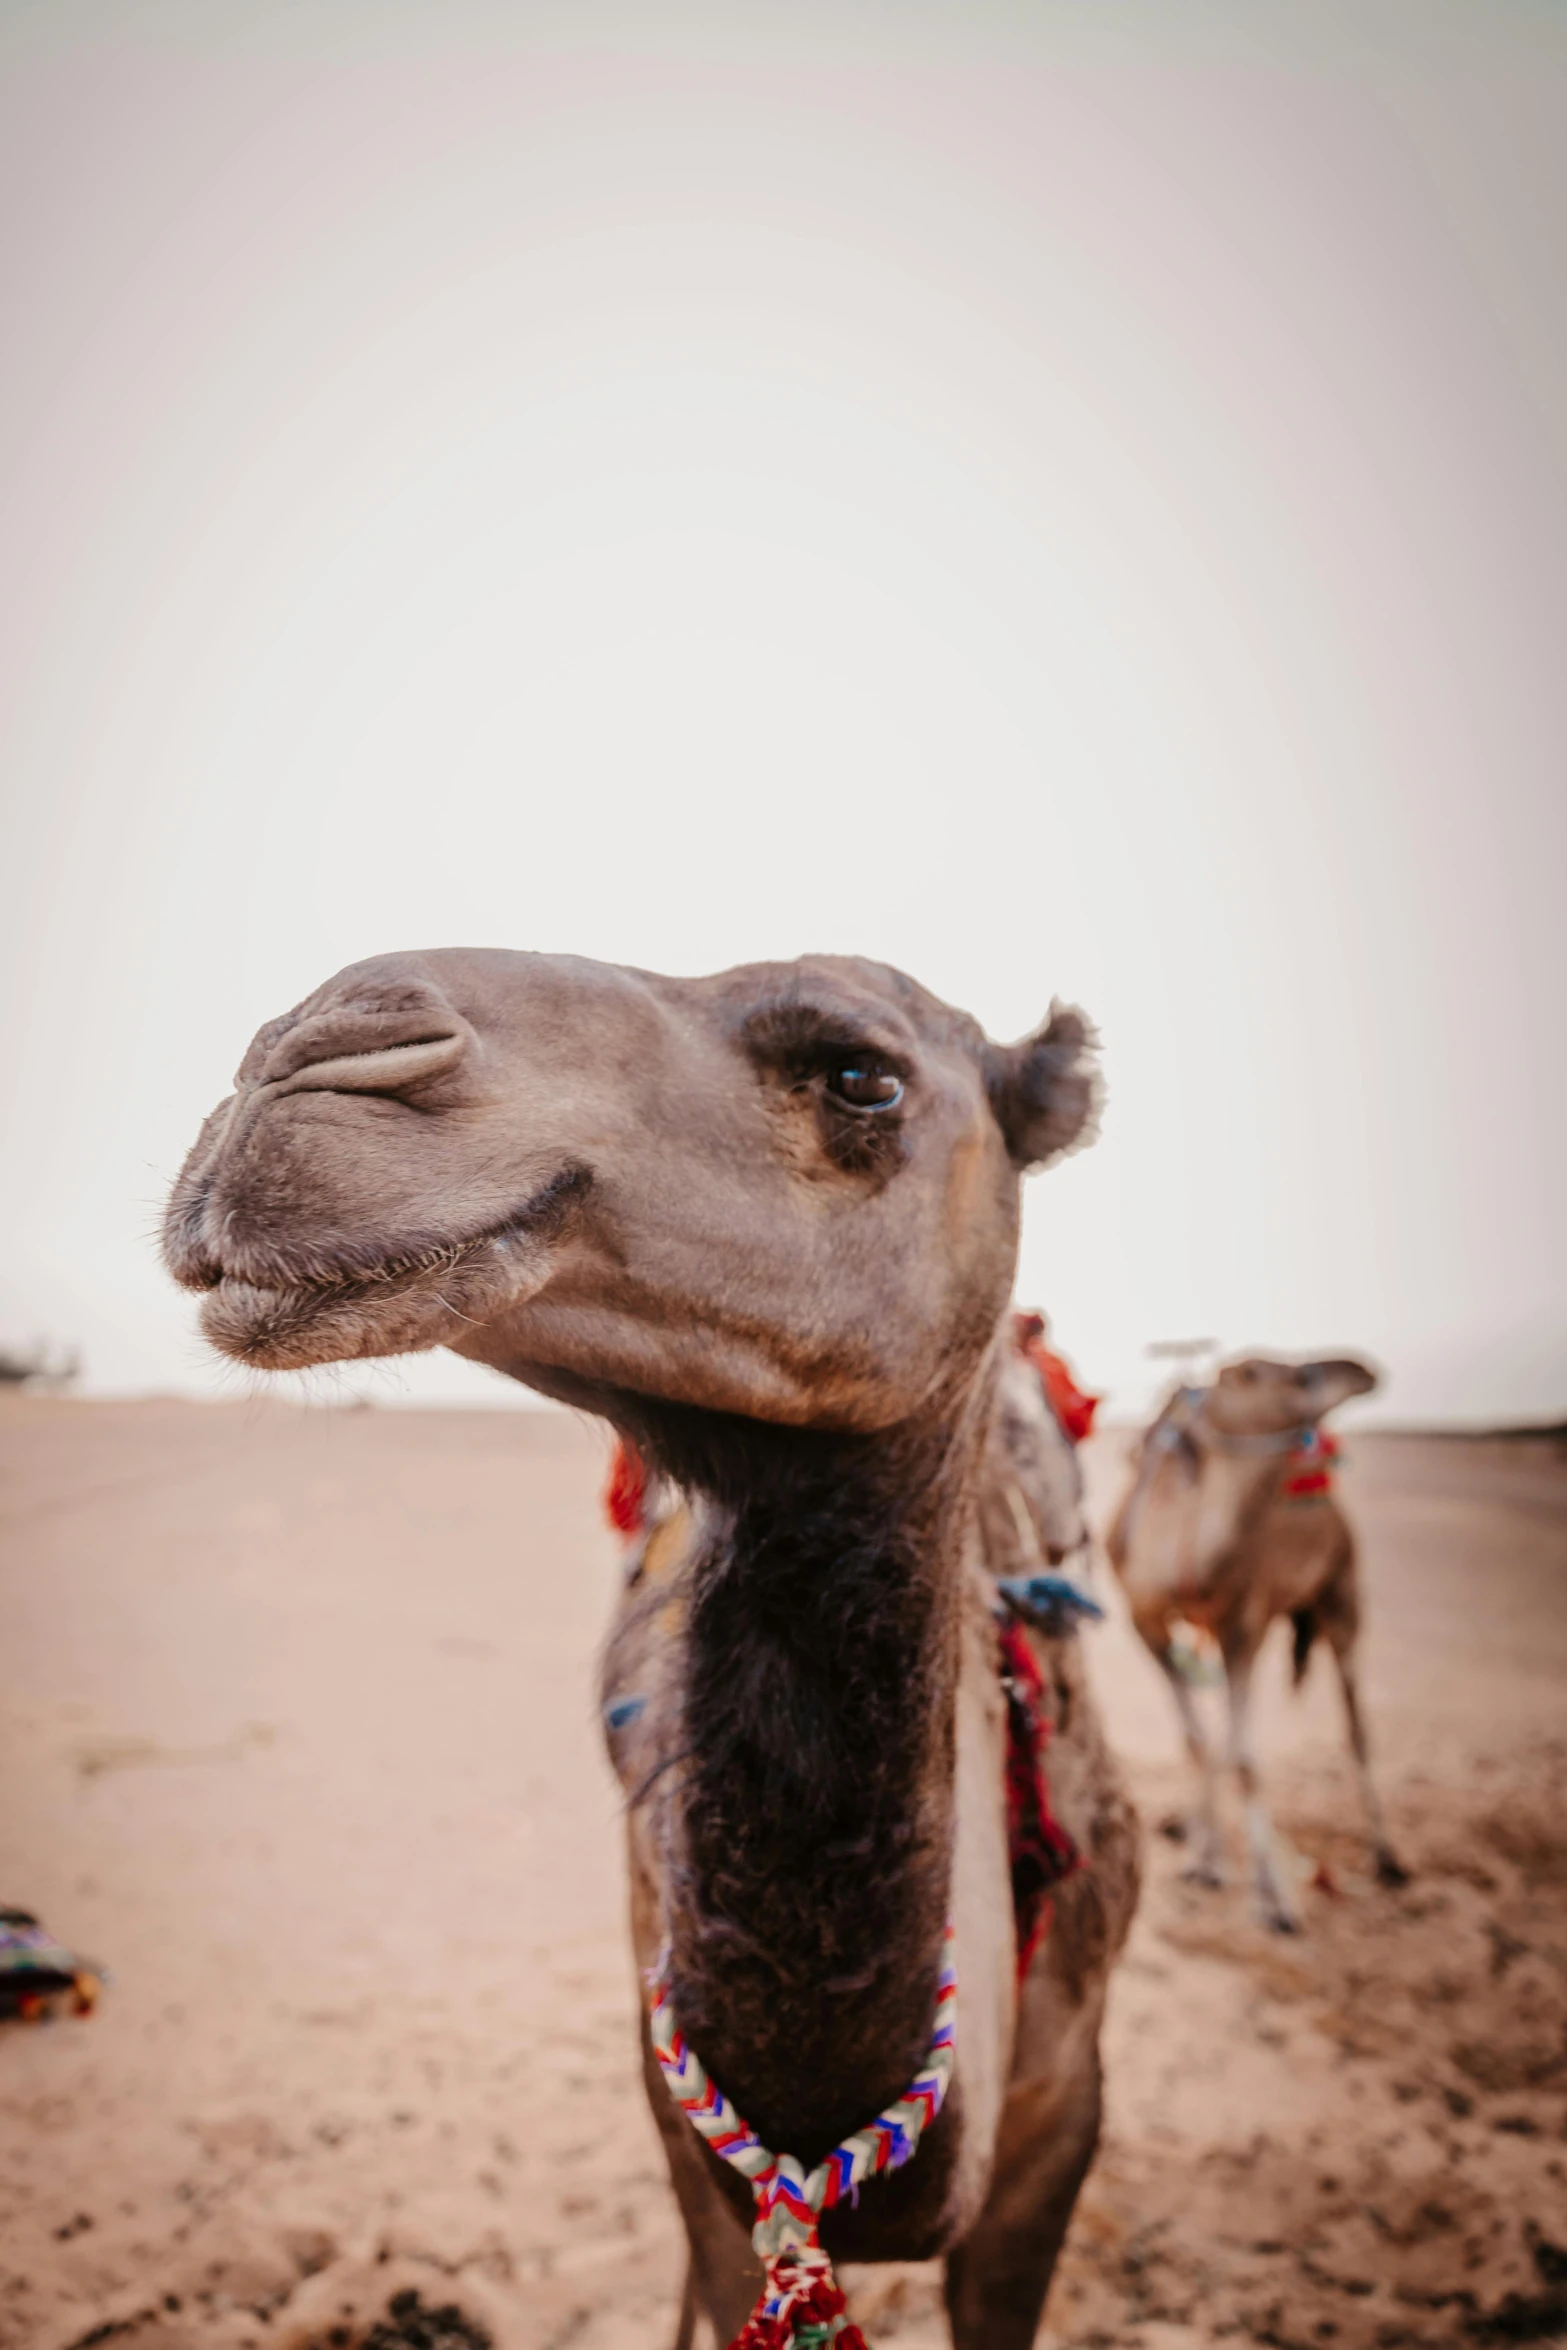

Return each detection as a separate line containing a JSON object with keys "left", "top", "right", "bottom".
{"left": 165, "top": 947, "right": 1139, "bottom": 2350}
{"left": 1107, "top": 1355, "right": 1403, "bottom": 1933}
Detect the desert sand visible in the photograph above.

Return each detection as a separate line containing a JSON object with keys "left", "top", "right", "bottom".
{"left": 1, "top": 1398, "right": 1564, "bottom": 2350}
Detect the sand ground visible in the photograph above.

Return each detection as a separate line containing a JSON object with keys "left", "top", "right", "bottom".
{"left": 1, "top": 1400, "right": 1564, "bottom": 2350}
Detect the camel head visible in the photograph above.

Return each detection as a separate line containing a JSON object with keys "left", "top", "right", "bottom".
{"left": 164, "top": 949, "right": 1097, "bottom": 1435}
{"left": 1203, "top": 1355, "right": 1379, "bottom": 1441}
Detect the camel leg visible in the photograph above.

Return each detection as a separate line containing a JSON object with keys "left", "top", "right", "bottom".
{"left": 943, "top": 2042, "right": 1103, "bottom": 2350}
{"left": 1223, "top": 1644, "right": 1302, "bottom": 1932}
{"left": 639, "top": 2026, "right": 761, "bottom": 2345}
{"left": 670, "top": 2258, "right": 700, "bottom": 2350}
{"left": 1327, "top": 1631, "right": 1408, "bottom": 1887}
{"left": 1137, "top": 1616, "right": 1225, "bottom": 1883}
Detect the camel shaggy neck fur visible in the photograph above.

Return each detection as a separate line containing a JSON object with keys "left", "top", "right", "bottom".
{"left": 635, "top": 1406, "right": 968, "bottom": 2158}
{"left": 165, "top": 947, "right": 1138, "bottom": 2347}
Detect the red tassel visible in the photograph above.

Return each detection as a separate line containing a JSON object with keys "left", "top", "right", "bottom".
{"left": 728, "top": 2250, "right": 870, "bottom": 2350}
{"left": 1014, "top": 1325, "right": 1100, "bottom": 1445}
{"left": 603, "top": 1438, "right": 647, "bottom": 1536}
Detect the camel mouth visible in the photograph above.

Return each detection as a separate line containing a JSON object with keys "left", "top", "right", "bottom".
{"left": 188, "top": 1168, "right": 592, "bottom": 1371}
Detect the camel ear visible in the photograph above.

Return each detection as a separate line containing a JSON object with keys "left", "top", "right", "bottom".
{"left": 1299, "top": 1357, "right": 1379, "bottom": 1416}
{"left": 986, "top": 1003, "right": 1100, "bottom": 1170}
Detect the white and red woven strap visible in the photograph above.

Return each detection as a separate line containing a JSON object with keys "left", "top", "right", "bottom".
{"left": 648, "top": 1928, "right": 957, "bottom": 2345}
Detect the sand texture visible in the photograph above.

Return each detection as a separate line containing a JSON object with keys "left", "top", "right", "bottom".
{"left": 2, "top": 1401, "right": 1565, "bottom": 2350}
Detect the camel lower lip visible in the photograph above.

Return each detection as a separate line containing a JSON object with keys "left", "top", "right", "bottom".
{"left": 187, "top": 1167, "right": 592, "bottom": 1367}
{"left": 199, "top": 1248, "right": 530, "bottom": 1371}
{"left": 198, "top": 1192, "right": 589, "bottom": 1371}
{"left": 198, "top": 1270, "right": 464, "bottom": 1369}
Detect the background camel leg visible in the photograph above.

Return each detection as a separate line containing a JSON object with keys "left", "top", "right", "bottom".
{"left": 1223, "top": 1645, "right": 1302, "bottom": 1932}
{"left": 1139, "top": 1618, "right": 1226, "bottom": 1883}
{"left": 943, "top": 2043, "right": 1103, "bottom": 2350}
{"left": 1326, "top": 1629, "right": 1409, "bottom": 1887}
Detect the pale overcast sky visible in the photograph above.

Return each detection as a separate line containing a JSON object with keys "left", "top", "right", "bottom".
{"left": 1, "top": 0, "right": 1563, "bottom": 1423}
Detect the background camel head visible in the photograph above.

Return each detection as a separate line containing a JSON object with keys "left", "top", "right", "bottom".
{"left": 164, "top": 949, "right": 1097, "bottom": 1433}
{"left": 1204, "top": 1355, "right": 1379, "bottom": 1439}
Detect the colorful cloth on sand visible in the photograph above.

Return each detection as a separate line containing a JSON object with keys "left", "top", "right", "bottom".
{"left": 650, "top": 1929, "right": 958, "bottom": 2348}
{"left": 0, "top": 1908, "right": 101, "bottom": 2021}
{"left": 1280, "top": 1427, "right": 1340, "bottom": 1500}
{"left": 998, "top": 1620, "right": 1081, "bottom": 1980}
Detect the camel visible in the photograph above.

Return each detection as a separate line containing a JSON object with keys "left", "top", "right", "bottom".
{"left": 164, "top": 947, "right": 1139, "bottom": 2348}
{"left": 1107, "top": 1355, "right": 1405, "bottom": 1934}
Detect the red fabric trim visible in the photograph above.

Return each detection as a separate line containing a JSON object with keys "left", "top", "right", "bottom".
{"left": 999, "top": 1619, "right": 1080, "bottom": 1980}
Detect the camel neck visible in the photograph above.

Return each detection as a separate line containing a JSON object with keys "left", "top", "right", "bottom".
{"left": 1190, "top": 1440, "right": 1288, "bottom": 1573}
{"left": 650, "top": 1405, "right": 971, "bottom": 2166}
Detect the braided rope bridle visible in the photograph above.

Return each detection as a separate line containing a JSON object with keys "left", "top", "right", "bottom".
{"left": 649, "top": 1927, "right": 957, "bottom": 2348}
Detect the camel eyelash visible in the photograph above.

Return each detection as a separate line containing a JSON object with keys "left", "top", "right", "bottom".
{"left": 742, "top": 1005, "right": 909, "bottom": 1074}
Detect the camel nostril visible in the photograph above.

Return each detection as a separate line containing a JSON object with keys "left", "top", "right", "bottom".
{"left": 267, "top": 1033, "right": 466, "bottom": 1097}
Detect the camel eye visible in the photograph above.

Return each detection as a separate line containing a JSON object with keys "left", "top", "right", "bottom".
{"left": 827, "top": 1063, "right": 904, "bottom": 1112}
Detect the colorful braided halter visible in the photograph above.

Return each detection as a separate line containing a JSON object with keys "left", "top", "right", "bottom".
{"left": 649, "top": 1927, "right": 958, "bottom": 2348}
